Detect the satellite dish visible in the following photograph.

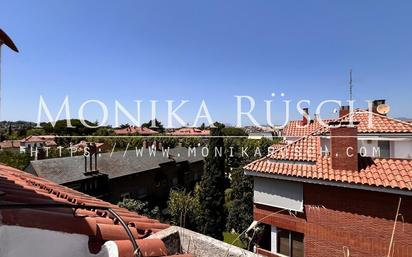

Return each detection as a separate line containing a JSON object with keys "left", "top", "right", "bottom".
{"left": 0, "top": 29, "right": 19, "bottom": 52}
{"left": 377, "top": 104, "right": 390, "bottom": 115}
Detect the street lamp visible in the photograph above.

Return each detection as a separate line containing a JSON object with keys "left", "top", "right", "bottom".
{"left": 0, "top": 29, "right": 19, "bottom": 119}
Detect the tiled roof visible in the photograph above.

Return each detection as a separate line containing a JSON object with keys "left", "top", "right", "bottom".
{"left": 168, "top": 128, "right": 210, "bottom": 136}
{"left": 21, "top": 135, "right": 57, "bottom": 147}
{"left": 270, "top": 136, "right": 318, "bottom": 162}
{"left": 26, "top": 147, "right": 203, "bottom": 184}
{"left": 282, "top": 110, "right": 412, "bottom": 137}
{"left": 71, "top": 140, "right": 105, "bottom": 151}
{"left": 26, "top": 149, "right": 174, "bottom": 184}
{"left": 0, "top": 164, "right": 193, "bottom": 257}
{"left": 282, "top": 119, "right": 334, "bottom": 137}
{"left": 0, "top": 140, "right": 21, "bottom": 149}
{"left": 246, "top": 135, "right": 412, "bottom": 191}
{"left": 337, "top": 110, "right": 412, "bottom": 133}
{"left": 114, "top": 127, "right": 159, "bottom": 136}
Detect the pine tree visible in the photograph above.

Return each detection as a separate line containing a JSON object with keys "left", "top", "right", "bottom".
{"left": 198, "top": 123, "right": 226, "bottom": 240}
{"left": 226, "top": 167, "right": 253, "bottom": 234}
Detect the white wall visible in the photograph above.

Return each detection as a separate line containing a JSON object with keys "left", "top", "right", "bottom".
{"left": 392, "top": 140, "right": 412, "bottom": 159}
{"left": 0, "top": 225, "right": 118, "bottom": 257}
{"left": 323, "top": 138, "right": 412, "bottom": 159}
{"left": 254, "top": 177, "right": 303, "bottom": 212}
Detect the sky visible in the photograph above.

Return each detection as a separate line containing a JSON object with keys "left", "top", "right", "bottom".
{"left": 1, "top": 0, "right": 411, "bottom": 127}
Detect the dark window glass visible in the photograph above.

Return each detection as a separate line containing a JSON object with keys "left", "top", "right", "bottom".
{"left": 291, "top": 231, "right": 304, "bottom": 257}
{"left": 277, "top": 228, "right": 290, "bottom": 256}
{"left": 378, "top": 141, "right": 390, "bottom": 158}
{"left": 276, "top": 228, "right": 304, "bottom": 257}
{"left": 257, "top": 224, "right": 271, "bottom": 251}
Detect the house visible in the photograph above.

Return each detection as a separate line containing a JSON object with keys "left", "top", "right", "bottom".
{"left": 71, "top": 140, "right": 107, "bottom": 152}
{"left": 114, "top": 126, "right": 159, "bottom": 136}
{"left": 0, "top": 139, "right": 21, "bottom": 151}
{"left": 244, "top": 119, "right": 412, "bottom": 257}
{"left": 20, "top": 135, "right": 57, "bottom": 151}
{"left": 280, "top": 101, "right": 412, "bottom": 159}
{"left": 25, "top": 147, "right": 204, "bottom": 203}
{"left": 0, "top": 164, "right": 258, "bottom": 257}
{"left": 280, "top": 107, "right": 333, "bottom": 143}
{"left": 168, "top": 128, "right": 210, "bottom": 137}
{"left": 245, "top": 126, "right": 276, "bottom": 140}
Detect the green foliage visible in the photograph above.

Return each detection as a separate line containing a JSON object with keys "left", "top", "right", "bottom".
{"left": 0, "top": 151, "right": 31, "bottom": 170}
{"left": 142, "top": 119, "right": 165, "bottom": 133}
{"left": 26, "top": 128, "right": 46, "bottom": 136}
{"left": 40, "top": 119, "right": 99, "bottom": 136}
{"left": 117, "top": 198, "right": 159, "bottom": 219}
{"left": 167, "top": 188, "right": 201, "bottom": 229}
{"left": 198, "top": 123, "right": 226, "bottom": 240}
{"left": 223, "top": 232, "right": 247, "bottom": 249}
{"left": 221, "top": 127, "right": 247, "bottom": 137}
{"left": 224, "top": 137, "right": 278, "bottom": 238}
{"left": 226, "top": 168, "right": 253, "bottom": 234}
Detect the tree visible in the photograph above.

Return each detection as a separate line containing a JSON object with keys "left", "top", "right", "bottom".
{"left": 117, "top": 198, "right": 159, "bottom": 219}
{"left": 222, "top": 127, "right": 247, "bottom": 137}
{"left": 142, "top": 119, "right": 165, "bottom": 133}
{"left": 226, "top": 167, "right": 253, "bottom": 234}
{"left": 198, "top": 123, "right": 226, "bottom": 240}
{"left": 0, "top": 151, "right": 31, "bottom": 170}
{"left": 167, "top": 188, "right": 200, "bottom": 230}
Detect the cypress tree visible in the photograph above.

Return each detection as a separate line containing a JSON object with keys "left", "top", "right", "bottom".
{"left": 198, "top": 123, "right": 226, "bottom": 240}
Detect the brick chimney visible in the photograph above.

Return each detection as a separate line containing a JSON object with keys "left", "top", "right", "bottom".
{"left": 302, "top": 108, "right": 309, "bottom": 126}
{"left": 339, "top": 105, "right": 350, "bottom": 118}
{"left": 372, "top": 99, "right": 385, "bottom": 114}
{"left": 329, "top": 121, "right": 359, "bottom": 171}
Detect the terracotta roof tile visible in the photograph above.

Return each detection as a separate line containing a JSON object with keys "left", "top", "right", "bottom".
{"left": 246, "top": 133, "right": 412, "bottom": 191}
{"left": 0, "top": 164, "right": 193, "bottom": 257}
{"left": 114, "top": 127, "right": 159, "bottom": 136}
{"left": 282, "top": 119, "right": 334, "bottom": 137}
{"left": 282, "top": 110, "right": 412, "bottom": 137}
{"left": 168, "top": 128, "right": 210, "bottom": 136}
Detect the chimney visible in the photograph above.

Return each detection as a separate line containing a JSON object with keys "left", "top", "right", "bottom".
{"left": 302, "top": 108, "right": 309, "bottom": 126}
{"left": 372, "top": 99, "right": 385, "bottom": 114}
{"left": 329, "top": 121, "right": 359, "bottom": 171}
{"left": 339, "top": 105, "right": 350, "bottom": 118}
{"left": 84, "top": 143, "right": 98, "bottom": 174}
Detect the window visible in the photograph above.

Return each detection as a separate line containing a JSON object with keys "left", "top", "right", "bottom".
{"left": 276, "top": 228, "right": 304, "bottom": 257}
{"left": 378, "top": 141, "right": 390, "bottom": 158}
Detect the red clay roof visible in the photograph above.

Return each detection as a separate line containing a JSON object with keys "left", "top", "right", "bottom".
{"left": 72, "top": 141, "right": 105, "bottom": 151}
{"left": 246, "top": 135, "right": 412, "bottom": 191}
{"left": 168, "top": 128, "right": 210, "bottom": 136}
{"left": 282, "top": 119, "right": 334, "bottom": 137}
{"left": 282, "top": 110, "right": 412, "bottom": 137}
{"left": 338, "top": 110, "right": 412, "bottom": 133}
{"left": 21, "top": 135, "right": 57, "bottom": 147}
{"left": 114, "top": 127, "right": 159, "bottom": 136}
{"left": 0, "top": 164, "right": 192, "bottom": 257}
{"left": 0, "top": 140, "right": 21, "bottom": 149}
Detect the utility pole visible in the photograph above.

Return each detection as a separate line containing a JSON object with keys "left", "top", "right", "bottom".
{"left": 0, "top": 29, "right": 19, "bottom": 120}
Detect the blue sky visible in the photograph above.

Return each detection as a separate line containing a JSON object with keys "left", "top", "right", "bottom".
{"left": 1, "top": 0, "right": 411, "bottom": 127}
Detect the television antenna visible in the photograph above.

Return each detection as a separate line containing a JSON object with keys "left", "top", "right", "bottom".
{"left": 349, "top": 69, "right": 353, "bottom": 101}
{"left": 0, "top": 29, "right": 19, "bottom": 120}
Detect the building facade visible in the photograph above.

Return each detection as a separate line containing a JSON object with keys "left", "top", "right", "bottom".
{"left": 245, "top": 114, "right": 412, "bottom": 257}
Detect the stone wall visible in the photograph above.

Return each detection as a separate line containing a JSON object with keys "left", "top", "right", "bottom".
{"left": 149, "top": 226, "right": 263, "bottom": 257}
